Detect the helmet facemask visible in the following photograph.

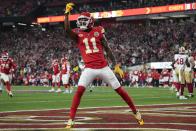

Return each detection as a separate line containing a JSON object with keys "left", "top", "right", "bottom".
{"left": 77, "top": 14, "right": 94, "bottom": 30}
{"left": 2, "top": 56, "right": 8, "bottom": 61}
{"left": 179, "top": 47, "right": 186, "bottom": 54}
{"left": 1, "top": 52, "right": 9, "bottom": 61}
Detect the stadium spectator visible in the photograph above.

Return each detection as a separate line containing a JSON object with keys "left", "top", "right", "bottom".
{"left": 151, "top": 69, "right": 160, "bottom": 87}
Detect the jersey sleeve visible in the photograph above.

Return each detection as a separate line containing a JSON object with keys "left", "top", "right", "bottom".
{"left": 98, "top": 26, "right": 105, "bottom": 34}
{"left": 10, "top": 58, "right": 17, "bottom": 69}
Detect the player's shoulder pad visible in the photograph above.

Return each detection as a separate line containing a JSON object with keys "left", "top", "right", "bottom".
{"left": 9, "top": 58, "right": 14, "bottom": 62}
{"left": 98, "top": 26, "right": 105, "bottom": 34}
{"left": 94, "top": 26, "right": 105, "bottom": 34}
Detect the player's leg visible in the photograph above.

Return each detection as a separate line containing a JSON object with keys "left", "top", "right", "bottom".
{"left": 49, "top": 75, "right": 56, "bottom": 92}
{"left": 0, "top": 80, "right": 3, "bottom": 95}
{"left": 99, "top": 66, "right": 144, "bottom": 125}
{"left": 1, "top": 73, "right": 13, "bottom": 97}
{"left": 55, "top": 73, "right": 61, "bottom": 93}
{"left": 174, "top": 69, "right": 180, "bottom": 97}
{"left": 185, "top": 71, "right": 194, "bottom": 97}
{"left": 66, "top": 74, "right": 72, "bottom": 93}
{"left": 62, "top": 74, "right": 70, "bottom": 93}
{"left": 66, "top": 68, "right": 97, "bottom": 128}
{"left": 179, "top": 70, "right": 187, "bottom": 99}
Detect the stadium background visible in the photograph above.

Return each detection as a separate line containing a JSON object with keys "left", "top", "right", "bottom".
{"left": 0, "top": 0, "right": 196, "bottom": 130}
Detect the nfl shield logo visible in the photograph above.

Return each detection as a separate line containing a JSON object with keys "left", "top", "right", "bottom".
{"left": 79, "top": 34, "right": 83, "bottom": 37}
{"left": 94, "top": 32, "right": 99, "bottom": 37}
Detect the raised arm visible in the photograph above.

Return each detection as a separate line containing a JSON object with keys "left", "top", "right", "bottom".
{"left": 64, "top": 3, "right": 78, "bottom": 41}
{"left": 101, "top": 35, "right": 117, "bottom": 66}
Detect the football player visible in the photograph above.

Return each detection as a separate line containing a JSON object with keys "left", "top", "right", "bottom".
{"left": 161, "top": 69, "right": 170, "bottom": 88}
{"left": 184, "top": 50, "right": 195, "bottom": 98}
{"left": 49, "top": 59, "right": 61, "bottom": 93}
{"left": 61, "top": 56, "right": 72, "bottom": 93}
{"left": 172, "top": 47, "right": 188, "bottom": 99}
{"left": 64, "top": 3, "right": 144, "bottom": 128}
{"left": 0, "top": 51, "right": 17, "bottom": 97}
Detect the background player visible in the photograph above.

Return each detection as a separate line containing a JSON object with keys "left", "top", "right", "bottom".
{"left": 172, "top": 47, "right": 188, "bottom": 100}
{"left": 64, "top": 3, "right": 144, "bottom": 128}
{"left": 184, "top": 50, "right": 195, "bottom": 98}
{"left": 0, "top": 51, "right": 17, "bottom": 97}
{"left": 61, "top": 56, "right": 72, "bottom": 93}
{"left": 49, "top": 59, "right": 61, "bottom": 93}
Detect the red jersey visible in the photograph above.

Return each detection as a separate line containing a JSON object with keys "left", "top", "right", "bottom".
{"left": 147, "top": 72, "right": 152, "bottom": 78}
{"left": 161, "top": 70, "right": 170, "bottom": 77}
{"left": 139, "top": 72, "right": 147, "bottom": 80}
{"left": 152, "top": 71, "right": 160, "bottom": 80}
{"left": 0, "top": 58, "right": 17, "bottom": 74}
{"left": 133, "top": 70, "right": 139, "bottom": 76}
{"left": 48, "top": 74, "right": 52, "bottom": 80}
{"left": 72, "top": 26, "right": 108, "bottom": 69}
{"left": 52, "top": 61, "right": 60, "bottom": 75}
{"left": 61, "top": 61, "right": 70, "bottom": 74}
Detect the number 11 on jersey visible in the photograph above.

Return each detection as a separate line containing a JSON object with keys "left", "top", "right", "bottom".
{"left": 83, "top": 37, "right": 99, "bottom": 54}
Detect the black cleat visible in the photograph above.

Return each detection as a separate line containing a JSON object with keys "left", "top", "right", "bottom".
{"left": 187, "top": 94, "right": 194, "bottom": 98}
{"left": 8, "top": 92, "right": 13, "bottom": 98}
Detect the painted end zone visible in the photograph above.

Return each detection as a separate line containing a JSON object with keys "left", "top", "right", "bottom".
{"left": 0, "top": 104, "right": 196, "bottom": 130}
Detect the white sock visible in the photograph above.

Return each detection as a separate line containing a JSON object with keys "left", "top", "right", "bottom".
{"left": 0, "top": 82, "right": 3, "bottom": 91}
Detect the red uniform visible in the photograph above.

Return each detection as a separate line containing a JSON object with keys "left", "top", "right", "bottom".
{"left": 0, "top": 57, "right": 16, "bottom": 96}
{"left": 61, "top": 61, "right": 70, "bottom": 74}
{"left": 52, "top": 61, "right": 60, "bottom": 75}
{"left": 0, "top": 58, "right": 16, "bottom": 74}
{"left": 48, "top": 74, "right": 52, "bottom": 81}
{"left": 161, "top": 69, "right": 170, "bottom": 86}
{"left": 72, "top": 26, "right": 107, "bottom": 69}
{"left": 162, "top": 70, "right": 170, "bottom": 78}
{"left": 65, "top": 12, "right": 141, "bottom": 124}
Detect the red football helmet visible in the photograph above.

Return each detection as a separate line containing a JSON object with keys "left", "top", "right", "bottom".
{"left": 76, "top": 12, "right": 94, "bottom": 30}
{"left": 1, "top": 51, "right": 9, "bottom": 61}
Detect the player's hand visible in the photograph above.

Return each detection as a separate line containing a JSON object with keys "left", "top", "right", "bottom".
{"left": 65, "top": 3, "right": 74, "bottom": 14}
{"left": 114, "top": 64, "right": 120, "bottom": 70}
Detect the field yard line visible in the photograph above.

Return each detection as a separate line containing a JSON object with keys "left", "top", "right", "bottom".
{"left": 0, "top": 128, "right": 183, "bottom": 131}
{"left": 0, "top": 103, "right": 193, "bottom": 113}
{"left": 0, "top": 96, "right": 174, "bottom": 105}
{"left": 13, "top": 88, "right": 170, "bottom": 92}
{"left": 0, "top": 122, "right": 196, "bottom": 126}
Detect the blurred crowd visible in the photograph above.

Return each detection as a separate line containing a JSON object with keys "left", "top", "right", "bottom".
{"left": 1, "top": 0, "right": 195, "bottom": 17}
{"left": 0, "top": 18, "right": 196, "bottom": 85}
{"left": 106, "top": 19, "right": 196, "bottom": 66}
{"left": 0, "top": 0, "right": 46, "bottom": 17}
{"left": 43, "top": 0, "right": 196, "bottom": 16}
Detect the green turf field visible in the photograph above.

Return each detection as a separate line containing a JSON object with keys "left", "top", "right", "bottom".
{"left": 0, "top": 86, "right": 195, "bottom": 112}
